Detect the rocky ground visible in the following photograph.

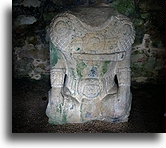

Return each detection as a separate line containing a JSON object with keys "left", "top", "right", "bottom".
{"left": 12, "top": 78, "right": 165, "bottom": 133}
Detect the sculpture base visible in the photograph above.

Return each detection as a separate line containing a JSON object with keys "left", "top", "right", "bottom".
{"left": 46, "top": 88, "right": 132, "bottom": 125}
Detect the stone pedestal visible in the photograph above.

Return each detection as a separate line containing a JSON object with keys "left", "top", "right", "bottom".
{"left": 46, "top": 6, "right": 135, "bottom": 124}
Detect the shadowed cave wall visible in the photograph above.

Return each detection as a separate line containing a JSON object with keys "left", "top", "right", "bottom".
{"left": 13, "top": 0, "right": 165, "bottom": 83}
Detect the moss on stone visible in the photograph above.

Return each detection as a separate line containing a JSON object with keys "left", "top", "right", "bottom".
{"left": 59, "top": 104, "right": 62, "bottom": 114}
{"left": 111, "top": 0, "right": 135, "bottom": 17}
{"left": 101, "top": 61, "right": 110, "bottom": 76}
{"left": 76, "top": 61, "right": 87, "bottom": 77}
{"left": 62, "top": 111, "right": 67, "bottom": 123}
{"left": 50, "top": 42, "right": 60, "bottom": 67}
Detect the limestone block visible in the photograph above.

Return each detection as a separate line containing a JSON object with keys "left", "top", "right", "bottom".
{"left": 46, "top": 6, "right": 135, "bottom": 124}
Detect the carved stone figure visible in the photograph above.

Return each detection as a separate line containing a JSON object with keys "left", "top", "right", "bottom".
{"left": 46, "top": 5, "right": 135, "bottom": 124}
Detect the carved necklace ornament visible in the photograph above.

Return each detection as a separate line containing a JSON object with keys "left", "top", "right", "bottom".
{"left": 46, "top": 6, "right": 135, "bottom": 124}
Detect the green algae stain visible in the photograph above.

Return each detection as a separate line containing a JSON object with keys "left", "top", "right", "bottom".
{"left": 111, "top": 0, "right": 135, "bottom": 17}
{"left": 76, "top": 61, "right": 87, "bottom": 77}
{"left": 101, "top": 61, "right": 110, "bottom": 76}
{"left": 50, "top": 42, "right": 60, "bottom": 67}
{"left": 56, "top": 104, "right": 62, "bottom": 114}
{"left": 62, "top": 111, "right": 67, "bottom": 123}
{"left": 59, "top": 104, "right": 62, "bottom": 114}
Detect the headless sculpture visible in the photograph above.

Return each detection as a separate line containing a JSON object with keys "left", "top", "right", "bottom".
{"left": 46, "top": 6, "right": 135, "bottom": 124}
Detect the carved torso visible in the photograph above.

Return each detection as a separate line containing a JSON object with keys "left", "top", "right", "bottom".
{"left": 47, "top": 7, "right": 135, "bottom": 124}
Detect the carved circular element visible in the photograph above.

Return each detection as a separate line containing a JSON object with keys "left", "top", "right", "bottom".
{"left": 55, "top": 21, "right": 69, "bottom": 36}
{"left": 83, "top": 84, "right": 100, "bottom": 98}
{"left": 78, "top": 78, "right": 102, "bottom": 99}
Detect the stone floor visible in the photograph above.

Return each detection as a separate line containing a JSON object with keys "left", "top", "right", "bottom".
{"left": 12, "top": 78, "right": 165, "bottom": 133}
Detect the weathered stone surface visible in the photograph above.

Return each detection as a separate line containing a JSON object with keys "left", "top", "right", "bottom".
{"left": 22, "top": 0, "right": 41, "bottom": 8}
{"left": 46, "top": 5, "right": 135, "bottom": 124}
{"left": 131, "top": 34, "right": 165, "bottom": 83}
{"left": 13, "top": 35, "right": 50, "bottom": 80}
{"left": 15, "top": 15, "right": 37, "bottom": 26}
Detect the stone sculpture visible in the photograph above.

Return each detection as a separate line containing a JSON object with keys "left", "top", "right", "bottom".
{"left": 46, "top": 5, "right": 135, "bottom": 124}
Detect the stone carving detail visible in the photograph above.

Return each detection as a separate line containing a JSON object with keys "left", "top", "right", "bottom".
{"left": 50, "top": 69, "right": 65, "bottom": 87}
{"left": 46, "top": 7, "right": 135, "bottom": 124}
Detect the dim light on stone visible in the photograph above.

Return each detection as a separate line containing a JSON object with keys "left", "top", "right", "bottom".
{"left": 46, "top": 6, "right": 135, "bottom": 124}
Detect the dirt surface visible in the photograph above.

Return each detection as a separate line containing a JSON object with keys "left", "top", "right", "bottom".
{"left": 12, "top": 78, "right": 165, "bottom": 133}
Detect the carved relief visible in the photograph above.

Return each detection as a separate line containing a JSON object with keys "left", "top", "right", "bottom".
{"left": 46, "top": 7, "right": 135, "bottom": 124}
{"left": 83, "top": 33, "right": 105, "bottom": 53}
{"left": 50, "top": 68, "right": 65, "bottom": 87}
{"left": 78, "top": 78, "right": 102, "bottom": 99}
{"left": 70, "top": 37, "right": 83, "bottom": 53}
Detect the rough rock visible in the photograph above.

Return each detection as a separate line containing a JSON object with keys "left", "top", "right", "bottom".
{"left": 13, "top": 34, "right": 50, "bottom": 80}
{"left": 22, "top": 0, "right": 41, "bottom": 8}
{"left": 131, "top": 34, "right": 165, "bottom": 83}
{"left": 15, "top": 15, "right": 37, "bottom": 26}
